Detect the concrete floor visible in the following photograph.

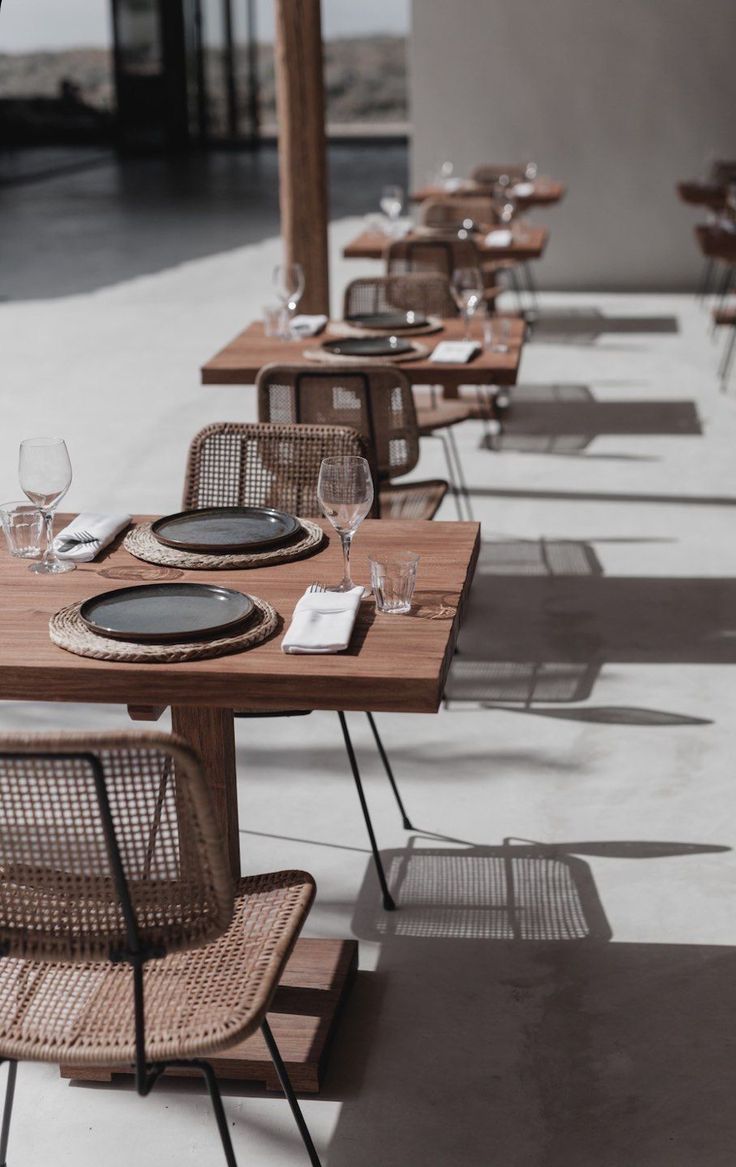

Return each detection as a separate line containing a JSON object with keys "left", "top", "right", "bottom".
{"left": 1, "top": 171, "right": 736, "bottom": 1164}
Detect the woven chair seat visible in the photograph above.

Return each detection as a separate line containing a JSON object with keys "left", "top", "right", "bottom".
{"left": 415, "top": 397, "right": 491, "bottom": 435}
{"left": 713, "top": 305, "right": 736, "bottom": 325}
{"left": 379, "top": 479, "right": 447, "bottom": 520}
{"left": 0, "top": 870, "right": 314, "bottom": 1067}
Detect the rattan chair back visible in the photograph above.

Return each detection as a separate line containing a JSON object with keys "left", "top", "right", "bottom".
{"left": 0, "top": 732, "right": 234, "bottom": 964}
{"left": 183, "top": 420, "right": 368, "bottom": 518}
{"left": 386, "top": 236, "right": 483, "bottom": 282}
{"left": 256, "top": 364, "right": 420, "bottom": 482}
{"left": 470, "top": 163, "right": 526, "bottom": 186}
{"left": 343, "top": 273, "right": 457, "bottom": 319}
{"left": 420, "top": 197, "right": 496, "bottom": 231}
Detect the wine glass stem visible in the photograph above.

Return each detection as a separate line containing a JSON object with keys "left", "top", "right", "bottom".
{"left": 41, "top": 509, "right": 57, "bottom": 568}
{"left": 463, "top": 308, "right": 470, "bottom": 340}
{"left": 339, "top": 531, "right": 354, "bottom": 590}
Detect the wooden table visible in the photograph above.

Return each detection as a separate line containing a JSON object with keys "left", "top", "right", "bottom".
{"left": 409, "top": 178, "right": 566, "bottom": 209}
{"left": 1, "top": 516, "right": 480, "bottom": 1090}
{"left": 342, "top": 225, "right": 549, "bottom": 263}
{"left": 201, "top": 318, "right": 525, "bottom": 397}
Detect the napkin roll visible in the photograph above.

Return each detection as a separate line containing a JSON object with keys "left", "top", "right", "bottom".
{"left": 281, "top": 586, "right": 363, "bottom": 654}
{"left": 54, "top": 512, "right": 132, "bottom": 561}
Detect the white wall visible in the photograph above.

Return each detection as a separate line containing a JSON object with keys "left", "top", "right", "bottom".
{"left": 409, "top": 0, "right": 736, "bottom": 290}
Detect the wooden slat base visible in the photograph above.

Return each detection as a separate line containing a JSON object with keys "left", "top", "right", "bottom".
{"left": 59, "top": 938, "right": 358, "bottom": 1094}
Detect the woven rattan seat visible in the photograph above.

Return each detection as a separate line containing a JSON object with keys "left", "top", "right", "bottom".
{"left": 0, "top": 870, "right": 313, "bottom": 1066}
{"left": 414, "top": 395, "right": 490, "bottom": 436}
{"left": 378, "top": 479, "right": 448, "bottom": 519}
{"left": 0, "top": 731, "right": 322, "bottom": 1165}
{"left": 255, "top": 363, "right": 449, "bottom": 521}
{"left": 343, "top": 272, "right": 457, "bottom": 319}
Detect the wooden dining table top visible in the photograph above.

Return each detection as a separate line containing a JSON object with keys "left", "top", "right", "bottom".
{"left": 0, "top": 517, "right": 480, "bottom": 715}
{"left": 341, "top": 225, "right": 549, "bottom": 263}
{"left": 409, "top": 178, "right": 566, "bottom": 207}
{"left": 201, "top": 317, "right": 525, "bottom": 390}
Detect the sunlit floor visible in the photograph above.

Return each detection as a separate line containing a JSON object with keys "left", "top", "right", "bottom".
{"left": 1, "top": 214, "right": 736, "bottom": 1165}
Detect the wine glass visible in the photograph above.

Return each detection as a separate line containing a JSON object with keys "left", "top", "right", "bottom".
{"left": 524, "top": 159, "right": 538, "bottom": 182}
{"left": 379, "top": 184, "right": 404, "bottom": 234}
{"left": 317, "top": 456, "right": 374, "bottom": 593}
{"left": 272, "top": 263, "right": 304, "bottom": 336}
{"left": 18, "top": 436, "right": 74, "bottom": 574}
{"left": 451, "top": 267, "right": 484, "bottom": 340}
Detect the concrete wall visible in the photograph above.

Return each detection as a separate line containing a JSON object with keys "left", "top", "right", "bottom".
{"left": 409, "top": 0, "right": 736, "bottom": 290}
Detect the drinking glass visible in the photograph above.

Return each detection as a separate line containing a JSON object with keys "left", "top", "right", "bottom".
{"left": 524, "top": 160, "right": 538, "bottom": 182}
{"left": 379, "top": 184, "right": 404, "bottom": 233}
{"left": 451, "top": 267, "right": 484, "bottom": 340}
{"left": 18, "top": 436, "right": 74, "bottom": 574}
{"left": 483, "top": 310, "right": 512, "bottom": 354}
{"left": 272, "top": 263, "right": 304, "bottom": 336}
{"left": 0, "top": 502, "right": 44, "bottom": 559}
{"left": 370, "top": 551, "right": 419, "bottom": 615}
{"left": 317, "top": 456, "right": 374, "bottom": 592}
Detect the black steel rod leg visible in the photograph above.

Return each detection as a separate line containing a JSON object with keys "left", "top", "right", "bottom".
{"left": 261, "top": 1020, "right": 323, "bottom": 1167}
{"left": 0, "top": 1061, "right": 17, "bottom": 1167}
{"left": 337, "top": 712, "right": 396, "bottom": 910}
{"left": 193, "top": 1060, "right": 238, "bottom": 1167}
{"left": 365, "top": 711, "right": 414, "bottom": 829}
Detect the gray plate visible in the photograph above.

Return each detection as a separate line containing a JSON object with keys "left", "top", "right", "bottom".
{"left": 151, "top": 507, "right": 301, "bottom": 553}
{"left": 79, "top": 583, "right": 255, "bottom": 643}
{"left": 322, "top": 336, "right": 415, "bottom": 357}
{"left": 346, "top": 311, "right": 429, "bottom": 330}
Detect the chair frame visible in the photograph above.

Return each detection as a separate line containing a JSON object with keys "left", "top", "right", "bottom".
{"left": 0, "top": 742, "right": 322, "bottom": 1167}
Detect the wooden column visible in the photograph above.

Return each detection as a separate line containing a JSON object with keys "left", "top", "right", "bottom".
{"left": 274, "top": 0, "right": 330, "bottom": 313}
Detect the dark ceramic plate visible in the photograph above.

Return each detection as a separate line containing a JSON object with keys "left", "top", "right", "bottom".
{"left": 321, "top": 336, "right": 415, "bottom": 358}
{"left": 79, "top": 582, "right": 255, "bottom": 643}
{"left": 151, "top": 507, "right": 301, "bottom": 553}
{"left": 346, "top": 311, "right": 429, "bottom": 330}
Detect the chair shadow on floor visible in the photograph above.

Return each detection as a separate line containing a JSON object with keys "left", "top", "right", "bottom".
{"left": 445, "top": 538, "right": 729, "bottom": 722}
{"left": 324, "top": 836, "right": 735, "bottom": 1167}
{"left": 528, "top": 307, "right": 680, "bottom": 346}
{"left": 487, "top": 383, "right": 701, "bottom": 458}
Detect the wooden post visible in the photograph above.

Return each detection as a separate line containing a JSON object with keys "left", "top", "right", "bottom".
{"left": 274, "top": 0, "right": 330, "bottom": 313}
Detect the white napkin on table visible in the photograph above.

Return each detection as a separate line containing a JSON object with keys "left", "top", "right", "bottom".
{"left": 54, "top": 512, "right": 131, "bottom": 562}
{"left": 429, "top": 340, "right": 480, "bottom": 364}
{"left": 511, "top": 181, "right": 534, "bottom": 197}
{"left": 281, "top": 586, "right": 363, "bottom": 654}
{"left": 290, "top": 314, "right": 328, "bottom": 337}
{"left": 484, "top": 228, "right": 513, "bottom": 247}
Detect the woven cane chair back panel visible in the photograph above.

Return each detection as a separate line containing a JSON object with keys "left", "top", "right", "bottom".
{"left": 420, "top": 197, "right": 497, "bottom": 230}
{"left": 256, "top": 365, "right": 420, "bottom": 481}
{"left": 470, "top": 163, "right": 526, "bottom": 185}
{"left": 386, "top": 237, "right": 483, "bottom": 282}
{"left": 183, "top": 421, "right": 366, "bottom": 518}
{"left": 343, "top": 274, "right": 457, "bottom": 319}
{"left": 0, "top": 733, "right": 233, "bottom": 963}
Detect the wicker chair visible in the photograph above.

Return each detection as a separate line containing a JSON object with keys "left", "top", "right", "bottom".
{"left": 183, "top": 421, "right": 417, "bottom": 912}
{"left": 420, "top": 196, "right": 497, "bottom": 232}
{"left": 470, "top": 163, "right": 526, "bottom": 186}
{"left": 0, "top": 731, "right": 321, "bottom": 1167}
{"left": 343, "top": 272, "right": 458, "bottom": 319}
{"left": 386, "top": 237, "right": 500, "bottom": 305}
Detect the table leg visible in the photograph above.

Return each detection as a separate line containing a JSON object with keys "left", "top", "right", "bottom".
{"left": 171, "top": 705, "right": 240, "bottom": 879}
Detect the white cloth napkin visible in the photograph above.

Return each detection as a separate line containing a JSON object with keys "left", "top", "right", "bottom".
{"left": 485, "top": 228, "right": 513, "bottom": 247}
{"left": 290, "top": 314, "right": 328, "bottom": 337}
{"left": 429, "top": 340, "right": 480, "bottom": 364}
{"left": 54, "top": 512, "right": 131, "bottom": 561}
{"left": 511, "top": 181, "right": 534, "bottom": 197}
{"left": 281, "top": 586, "right": 363, "bottom": 654}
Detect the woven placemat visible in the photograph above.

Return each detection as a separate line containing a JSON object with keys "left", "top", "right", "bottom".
{"left": 123, "top": 518, "right": 323, "bottom": 570}
{"left": 49, "top": 595, "right": 278, "bottom": 663}
{"left": 304, "top": 341, "right": 430, "bottom": 366}
{"left": 328, "top": 317, "right": 443, "bottom": 339}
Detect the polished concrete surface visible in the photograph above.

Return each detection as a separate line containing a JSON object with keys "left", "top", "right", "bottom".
{"left": 0, "top": 196, "right": 735, "bottom": 1164}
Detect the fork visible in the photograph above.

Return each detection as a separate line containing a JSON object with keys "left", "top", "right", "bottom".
{"left": 57, "top": 528, "right": 99, "bottom": 551}
{"left": 307, "top": 582, "right": 325, "bottom": 593}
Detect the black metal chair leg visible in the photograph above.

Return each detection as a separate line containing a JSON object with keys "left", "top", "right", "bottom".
{"left": 0, "top": 1061, "right": 17, "bottom": 1167}
{"left": 437, "top": 432, "right": 464, "bottom": 519}
{"left": 337, "top": 712, "right": 396, "bottom": 910}
{"left": 364, "top": 711, "right": 414, "bottom": 829}
{"left": 699, "top": 258, "right": 714, "bottom": 303}
{"left": 447, "top": 427, "right": 474, "bottom": 520}
{"left": 192, "top": 1060, "right": 238, "bottom": 1167}
{"left": 720, "top": 327, "right": 736, "bottom": 387}
{"left": 261, "top": 1020, "right": 322, "bottom": 1167}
